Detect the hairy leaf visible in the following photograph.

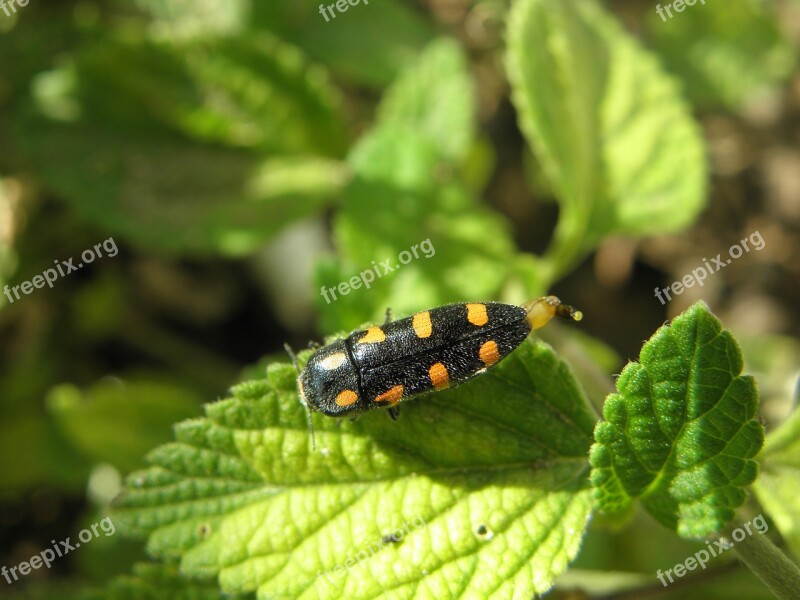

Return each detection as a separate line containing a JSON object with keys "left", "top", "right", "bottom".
{"left": 115, "top": 340, "right": 596, "bottom": 598}
{"left": 590, "top": 302, "right": 764, "bottom": 538}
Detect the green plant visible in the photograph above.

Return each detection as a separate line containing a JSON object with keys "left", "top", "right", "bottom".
{"left": 3, "top": 0, "right": 799, "bottom": 598}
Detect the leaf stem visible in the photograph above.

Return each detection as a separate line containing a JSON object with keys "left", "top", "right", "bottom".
{"left": 540, "top": 203, "right": 591, "bottom": 288}
{"left": 725, "top": 521, "right": 800, "bottom": 600}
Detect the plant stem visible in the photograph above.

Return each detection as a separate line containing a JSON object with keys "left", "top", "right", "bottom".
{"left": 726, "top": 521, "right": 800, "bottom": 600}
{"left": 540, "top": 203, "right": 591, "bottom": 289}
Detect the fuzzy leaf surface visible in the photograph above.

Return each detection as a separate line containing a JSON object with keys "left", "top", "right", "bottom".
{"left": 590, "top": 302, "right": 764, "bottom": 538}
{"left": 116, "top": 340, "right": 597, "bottom": 598}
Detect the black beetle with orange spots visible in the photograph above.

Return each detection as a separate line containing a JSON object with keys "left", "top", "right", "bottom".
{"left": 289, "top": 296, "right": 582, "bottom": 419}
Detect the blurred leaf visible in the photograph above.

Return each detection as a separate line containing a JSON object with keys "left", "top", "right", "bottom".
{"left": 115, "top": 340, "right": 596, "bottom": 598}
{"left": 505, "top": 0, "right": 707, "bottom": 281}
{"left": 318, "top": 126, "right": 515, "bottom": 331}
{"left": 251, "top": 0, "right": 436, "bottom": 87}
{"left": 646, "top": 0, "right": 796, "bottom": 109}
{"left": 16, "top": 31, "right": 352, "bottom": 256}
{"left": 19, "top": 119, "right": 347, "bottom": 256}
{"left": 79, "top": 562, "right": 238, "bottom": 600}
{"left": 47, "top": 376, "right": 203, "bottom": 473}
{"left": 377, "top": 38, "right": 474, "bottom": 162}
{"left": 555, "top": 569, "right": 655, "bottom": 595}
{"left": 0, "top": 413, "right": 88, "bottom": 491}
{"left": 590, "top": 302, "right": 764, "bottom": 538}
{"left": 72, "top": 36, "right": 347, "bottom": 155}
{"left": 134, "top": 0, "right": 249, "bottom": 39}
{"left": 754, "top": 406, "right": 800, "bottom": 559}
{"left": 0, "top": 177, "right": 20, "bottom": 308}
{"left": 74, "top": 510, "right": 148, "bottom": 583}
{"left": 738, "top": 333, "right": 800, "bottom": 422}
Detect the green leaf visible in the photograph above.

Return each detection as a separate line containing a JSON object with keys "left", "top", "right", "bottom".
{"left": 646, "top": 0, "right": 796, "bottom": 109}
{"left": 19, "top": 119, "right": 348, "bottom": 256}
{"left": 134, "top": 0, "right": 249, "bottom": 40}
{"left": 737, "top": 332, "right": 800, "bottom": 421}
{"left": 505, "top": 0, "right": 707, "bottom": 281}
{"left": 47, "top": 376, "right": 203, "bottom": 473}
{"left": 80, "top": 562, "right": 239, "bottom": 600}
{"left": 0, "top": 412, "right": 89, "bottom": 492}
{"left": 71, "top": 36, "right": 347, "bottom": 155}
{"left": 251, "top": 0, "right": 436, "bottom": 88}
{"left": 17, "top": 33, "right": 351, "bottom": 256}
{"left": 754, "top": 406, "right": 800, "bottom": 559}
{"left": 590, "top": 301, "right": 765, "bottom": 538}
{"left": 317, "top": 126, "right": 517, "bottom": 331}
{"left": 377, "top": 38, "right": 474, "bottom": 162}
{"left": 115, "top": 340, "right": 597, "bottom": 598}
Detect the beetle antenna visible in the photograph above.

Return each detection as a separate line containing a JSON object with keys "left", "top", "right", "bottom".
{"left": 284, "top": 343, "right": 299, "bottom": 370}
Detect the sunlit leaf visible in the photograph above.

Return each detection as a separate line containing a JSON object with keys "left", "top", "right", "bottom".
{"left": 115, "top": 340, "right": 596, "bottom": 598}
{"left": 590, "top": 302, "right": 764, "bottom": 538}
{"left": 505, "top": 0, "right": 707, "bottom": 279}
{"left": 318, "top": 126, "right": 515, "bottom": 331}
{"left": 378, "top": 38, "right": 474, "bottom": 162}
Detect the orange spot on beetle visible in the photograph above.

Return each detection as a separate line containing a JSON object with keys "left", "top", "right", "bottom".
{"left": 479, "top": 340, "right": 500, "bottom": 366}
{"left": 429, "top": 362, "right": 450, "bottom": 390}
{"left": 412, "top": 311, "right": 432, "bottom": 338}
{"left": 335, "top": 389, "right": 358, "bottom": 407}
{"left": 374, "top": 385, "right": 404, "bottom": 405}
{"left": 466, "top": 303, "right": 488, "bottom": 326}
{"left": 358, "top": 326, "right": 386, "bottom": 344}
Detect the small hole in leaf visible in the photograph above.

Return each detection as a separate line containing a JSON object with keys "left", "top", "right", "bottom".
{"left": 476, "top": 524, "right": 494, "bottom": 539}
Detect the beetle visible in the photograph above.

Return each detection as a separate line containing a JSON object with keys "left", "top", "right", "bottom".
{"left": 291, "top": 296, "right": 582, "bottom": 419}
